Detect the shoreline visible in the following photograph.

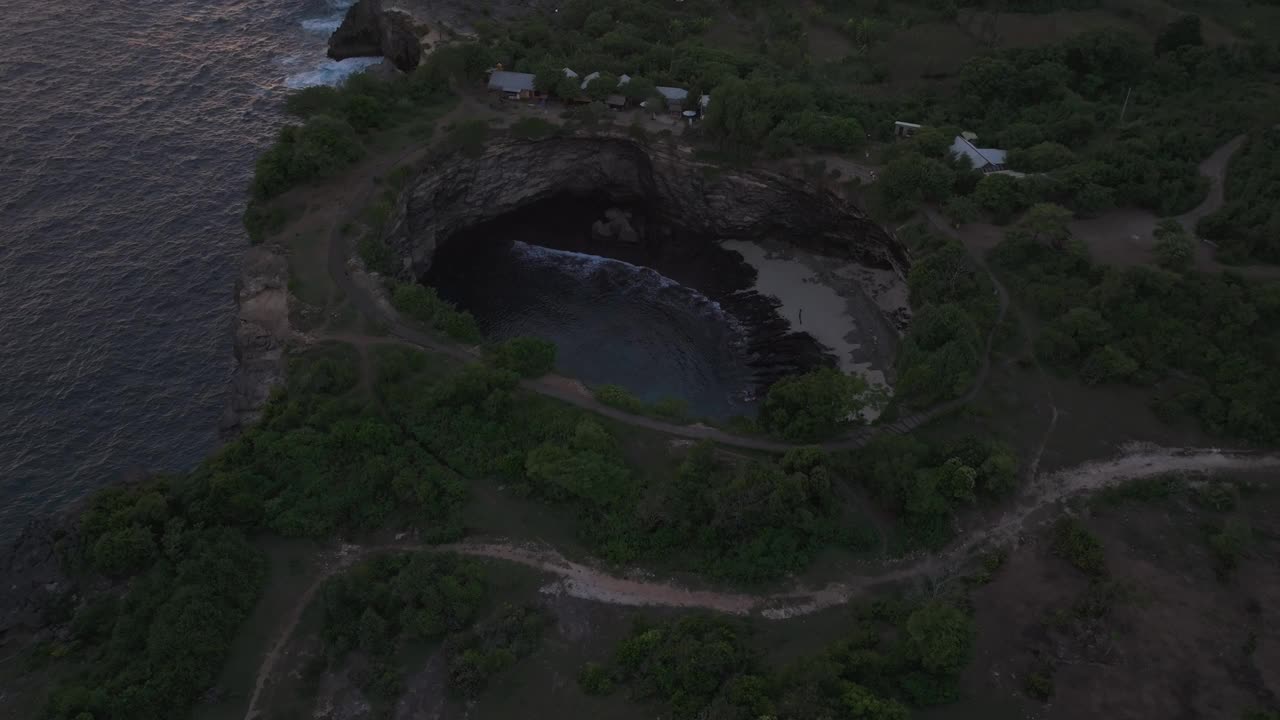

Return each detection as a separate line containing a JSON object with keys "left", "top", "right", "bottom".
{"left": 722, "top": 238, "right": 904, "bottom": 395}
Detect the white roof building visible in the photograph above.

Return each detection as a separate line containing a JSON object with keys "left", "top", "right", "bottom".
{"left": 950, "top": 135, "right": 1008, "bottom": 173}
{"left": 656, "top": 86, "right": 689, "bottom": 103}
{"left": 487, "top": 70, "right": 537, "bottom": 94}
{"left": 562, "top": 67, "right": 579, "bottom": 78}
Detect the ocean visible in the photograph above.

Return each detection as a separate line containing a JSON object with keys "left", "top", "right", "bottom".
{"left": 0, "top": 0, "right": 376, "bottom": 540}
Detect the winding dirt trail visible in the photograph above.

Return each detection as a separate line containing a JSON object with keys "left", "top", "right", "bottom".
{"left": 241, "top": 444, "right": 1280, "bottom": 719}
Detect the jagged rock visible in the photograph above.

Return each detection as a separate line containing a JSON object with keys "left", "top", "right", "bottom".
{"left": 0, "top": 518, "right": 72, "bottom": 639}
{"left": 591, "top": 207, "right": 639, "bottom": 244}
{"left": 328, "top": 0, "right": 423, "bottom": 73}
{"left": 384, "top": 136, "right": 908, "bottom": 277}
{"left": 381, "top": 134, "right": 909, "bottom": 330}
{"left": 220, "top": 246, "right": 290, "bottom": 437}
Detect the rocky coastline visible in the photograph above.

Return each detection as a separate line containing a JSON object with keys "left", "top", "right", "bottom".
{"left": 328, "top": 0, "right": 423, "bottom": 73}
{"left": 219, "top": 246, "right": 292, "bottom": 438}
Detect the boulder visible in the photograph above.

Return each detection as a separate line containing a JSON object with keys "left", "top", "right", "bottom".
{"left": 328, "top": 0, "right": 422, "bottom": 73}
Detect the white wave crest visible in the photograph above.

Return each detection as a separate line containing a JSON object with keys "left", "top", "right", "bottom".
{"left": 301, "top": 17, "right": 343, "bottom": 33}
{"left": 284, "top": 57, "right": 380, "bottom": 89}
{"left": 511, "top": 242, "right": 736, "bottom": 323}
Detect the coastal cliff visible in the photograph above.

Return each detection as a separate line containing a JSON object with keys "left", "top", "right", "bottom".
{"left": 382, "top": 136, "right": 910, "bottom": 283}
{"left": 328, "top": 0, "right": 422, "bottom": 73}
{"left": 219, "top": 246, "right": 290, "bottom": 437}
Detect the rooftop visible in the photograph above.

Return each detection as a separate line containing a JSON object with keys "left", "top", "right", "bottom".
{"left": 950, "top": 135, "right": 1007, "bottom": 170}
{"left": 656, "top": 86, "right": 689, "bottom": 102}
{"left": 488, "top": 70, "right": 536, "bottom": 93}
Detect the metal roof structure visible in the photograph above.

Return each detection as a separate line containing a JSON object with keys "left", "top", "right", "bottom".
{"left": 488, "top": 70, "right": 536, "bottom": 93}
{"left": 950, "top": 135, "right": 1008, "bottom": 170}
{"left": 655, "top": 86, "right": 689, "bottom": 102}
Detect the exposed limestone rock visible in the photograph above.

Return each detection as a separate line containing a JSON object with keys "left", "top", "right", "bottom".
{"left": 591, "top": 207, "right": 640, "bottom": 244}
{"left": 220, "top": 246, "right": 290, "bottom": 437}
{"left": 0, "top": 517, "right": 71, "bottom": 640}
{"left": 384, "top": 136, "right": 907, "bottom": 276}
{"left": 381, "top": 135, "right": 909, "bottom": 328}
{"left": 328, "top": 0, "right": 422, "bottom": 73}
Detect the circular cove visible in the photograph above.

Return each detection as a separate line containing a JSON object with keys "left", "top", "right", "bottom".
{"left": 428, "top": 239, "right": 757, "bottom": 421}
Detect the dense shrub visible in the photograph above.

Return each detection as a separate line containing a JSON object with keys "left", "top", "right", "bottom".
{"left": 486, "top": 337, "right": 557, "bottom": 377}
{"left": 1052, "top": 518, "right": 1107, "bottom": 577}
{"left": 391, "top": 283, "right": 483, "bottom": 343}
{"left": 761, "top": 367, "right": 870, "bottom": 441}
{"left": 838, "top": 435, "right": 1018, "bottom": 549}
{"left": 445, "top": 603, "right": 549, "bottom": 696}
{"left": 250, "top": 115, "right": 364, "bottom": 200}
{"left": 895, "top": 304, "right": 982, "bottom": 408}
{"left": 992, "top": 230, "right": 1280, "bottom": 443}
{"left": 587, "top": 599, "right": 976, "bottom": 719}
{"left": 1199, "top": 128, "right": 1280, "bottom": 263}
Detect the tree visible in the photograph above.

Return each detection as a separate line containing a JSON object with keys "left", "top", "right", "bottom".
{"left": 1017, "top": 203, "right": 1074, "bottom": 248}
{"left": 1156, "top": 14, "right": 1203, "bottom": 54}
{"left": 880, "top": 153, "right": 955, "bottom": 218}
{"left": 972, "top": 173, "right": 1027, "bottom": 224}
{"left": 905, "top": 602, "right": 975, "bottom": 675}
{"left": 761, "top": 367, "right": 869, "bottom": 441}
{"left": 486, "top": 337, "right": 556, "bottom": 377}
{"left": 1153, "top": 219, "right": 1194, "bottom": 272}
{"left": 943, "top": 195, "right": 978, "bottom": 226}
{"left": 840, "top": 682, "right": 910, "bottom": 720}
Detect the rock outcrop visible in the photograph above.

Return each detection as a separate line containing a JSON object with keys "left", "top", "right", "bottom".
{"left": 382, "top": 136, "right": 909, "bottom": 282}
{"left": 328, "top": 0, "right": 422, "bottom": 73}
{"left": 0, "top": 518, "right": 72, "bottom": 640}
{"left": 220, "top": 246, "right": 290, "bottom": 437}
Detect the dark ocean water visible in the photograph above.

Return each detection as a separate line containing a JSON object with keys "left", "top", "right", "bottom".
{"left": 430, "top": 241, "right": 757, "bottom": 420}
{"left": 0, "top": 0, "right": 377, "bottom": 540}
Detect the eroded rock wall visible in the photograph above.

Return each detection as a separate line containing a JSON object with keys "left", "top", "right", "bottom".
{"left": 219, "top": 246, "right": 290, "bottom": 437}
{"left": 382, "top": 136, "right": 909, "bottom": 283}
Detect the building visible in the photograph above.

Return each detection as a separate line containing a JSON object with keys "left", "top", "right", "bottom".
{"left": 605, "top": 94, "right": 627, "bottom": 109}
{"left": 579, "top": 71, "right": 601, "bottom": 90}
{"left": 950, "top": 135, "right": 1008, "bottom": 173}
{"left": 487, "top": 70, "right": 537, "bottom": 100}
{"left": 894, "top": 121, "right": 922, "bottom": 138}
{"left": 655, "top": 86, "right": 689, "bottom": 112}
{"left": 562, "top": 67, "right": 579, "bottom": 79}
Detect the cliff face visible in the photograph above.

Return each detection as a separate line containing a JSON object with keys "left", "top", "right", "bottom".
{"left": 219, "top": 246, "right": 290, "bottom": 437}
{"left": 382, "top": 136, "right": 909, "bottom": 282}
{"left": 328, "top": 0, "right": 422, "bottom": 73}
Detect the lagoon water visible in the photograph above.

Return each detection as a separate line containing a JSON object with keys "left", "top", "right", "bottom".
{"left": 430, "top": 241, "right": 757, "bottom": 420}
{"left": 0, "top": 0, "right": 375, "bottom": 540}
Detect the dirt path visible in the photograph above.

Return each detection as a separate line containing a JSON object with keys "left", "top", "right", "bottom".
{"left": 1176, "top": 134, "right": 1246, "bottom": 233}
{"left": 240, "top": 443, "right": 1280, "bottom": 719}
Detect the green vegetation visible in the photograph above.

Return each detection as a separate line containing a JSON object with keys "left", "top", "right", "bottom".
{"left": 593, "top": 384, "right": 692, "bottom": 423}
{"left": 1153, "top": 219, "right": 1194, "bottom": 273}
{"left": 42, "top": 486, "right": 264, "bottom": 720}
{"left": 838, "top": 434, "right": 1019, "bottom": 550}
{"left": 485, "top": 336, "right": 557, "bottom": 377}
{"left": 243, "top": 43, "right": 488, "bottom": 236}
{"left": 761, "top": 366, "right": 870, "bottom": 441}
{"left": 391, "top": 283, "right": 483, "bottom": 343}
{"left": 895, "top": 226, "right": 998, "bottom": 409}
{"left": 586, "top": 599, "right": 975, "bottom": 718}
{"left": 1206, "top": 518, "right": 1252, "bottom": 581}
{"left": 871, "top": 24, "right": 1280, "bottom": 222}
{"left": 1051, "top": 517, "right": 1107, "bottom": 577}
{"left": 508, "top": 116, "right": 560, "bottom": 140}
{"left": 445, "top": 603, "right": 550, "bottom": 696}
{"left": 1200, "top": 127, "right": 1280, "bottom": 263}
{"left": 992, "top": 228, "right": 1280, "bottom": 444}
{"left": 321, "top": 552, "right": 487, "bottom": 701}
